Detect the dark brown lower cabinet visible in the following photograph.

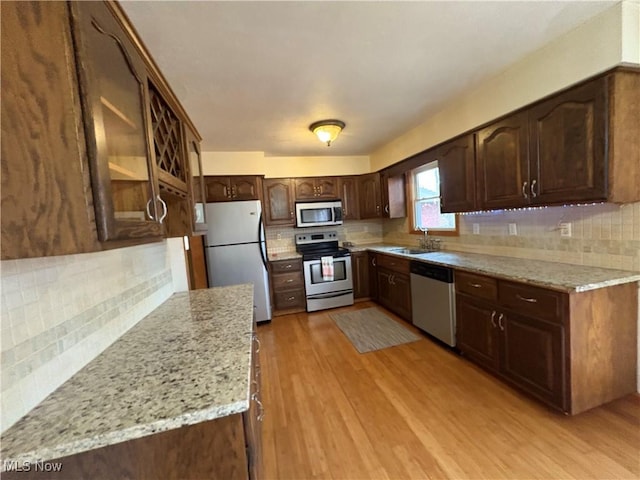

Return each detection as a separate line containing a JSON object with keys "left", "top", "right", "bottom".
{"left": 368, "top": 253, "right": 379, "bottom": 301}
{"left": 270, "top": 259, "right": 305, "bottom": 315}
{"left": 376, "top": 268, "right": 411, "bottom": 321}
{"left": 455, "top": 296, "right": 500, "bottom": 372}
{"left": 456, "top": 272, "right": 637, "bottom": 415}
{"left": 501, "top": 312, "right": 565, "bottom": 409}
{"left": 351, "top": 252, "right": 370, "bottom": 299}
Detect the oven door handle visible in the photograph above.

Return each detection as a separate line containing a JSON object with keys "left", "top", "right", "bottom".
{"left": 307, "top": 290, "right": 353, "bottom": 300}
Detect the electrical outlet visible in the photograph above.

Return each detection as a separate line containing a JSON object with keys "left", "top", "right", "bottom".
{"left": 277, "top": 233, "right": 282, "bottom": 240}
{"left": 472, "top": 223, "right": 480, "bottom": 235}
{"left": 508, "top": 223, "right": 517, "bottom": 236}
{"left": 559, "top": 222, "right": 572, "bottom": 237}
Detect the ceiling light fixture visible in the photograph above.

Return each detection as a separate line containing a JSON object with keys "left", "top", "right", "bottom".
{"left": 309, "top": 119, "right": 345, "bottom": 146}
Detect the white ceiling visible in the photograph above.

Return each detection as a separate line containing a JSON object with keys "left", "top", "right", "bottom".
{"left": 120, "top": 1, "right": 616, "bottom": 157}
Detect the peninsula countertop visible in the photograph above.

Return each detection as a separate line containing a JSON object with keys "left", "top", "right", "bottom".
{"left": 355, "top": 244, "right": 640, "bottom": 293}
{"left": 1, "top": 284, "right": 255, "bottom": 465}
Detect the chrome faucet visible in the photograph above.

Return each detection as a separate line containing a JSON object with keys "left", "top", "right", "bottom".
{"left": 418, "top": 228, "right": 441, "bottom": 251}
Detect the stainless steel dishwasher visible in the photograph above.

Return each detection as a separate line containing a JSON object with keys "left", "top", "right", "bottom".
{"left": 410, "top": 261, "right": 456, "bottom": 347}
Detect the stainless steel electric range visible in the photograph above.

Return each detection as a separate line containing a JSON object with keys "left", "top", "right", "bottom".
{"left": 295, "top": 231, "right": 354, "bottom": 312}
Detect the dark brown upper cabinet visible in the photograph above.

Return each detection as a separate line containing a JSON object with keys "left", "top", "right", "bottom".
{"left": 71, "top": 0, "right": 164, "bottom": 243}
{"left": 477, "top": 77, "right": 611, "bottom": 210}
{"left": 476, "top": 112, "right": 530, "bottom": 211}
{"left": 437, "top": 134, "right": 477, "bottom": 213}
{"left": 338, "top": 176, "right": 360, "bottom": 220}
{"left": 204, "top": 176, "right": 261, "bottom": 202}
{"left": 358, "top": 173, "right": 382, "bottom": 219}
{"left": 380, "top": 172, "right": 406, "bottom": 218}
{"left": 149, "top": 81, "right": 188, "bottom": 195}
{"left": 529, "top": 78, "right": 607, "bottom": 205}
{"left": 262, "top": 178, "right": 295, "bottom": 226}
{"left": 294, "top": 177, "right": 338, "bottom": 200}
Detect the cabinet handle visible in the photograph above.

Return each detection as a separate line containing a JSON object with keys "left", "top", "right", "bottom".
{"left": 145, "top": 198, "right": 154, "bottom": 220}
{"left": 391, "top": 274, "right": 396, "bottom": 285}
{"left": 157, "top": 195, "right": 168, "bottom": 223}
{"left": 440, "top": 196, "right": 445, "bottom": 208}
{"left": 522, "top": 181, "right": 529, "bottom": 199}
{"left": 516, "top": 294, "right": 538, "bottom": 303}
{"left": 385, "top": 205, "right": 389, "bottom": 214}
{"left": 231, "top": 185, "right": 237, "bottom": 198}
{"left": 376, "top": 205, "right": 380, "bottom": 212}
{"left": 253, "top": 333, "right": 261, "bottom": 353}
{"left": 490, "top": 310, "right": 497, "bottom": 328}
{"left": 468, "top": 282, "right": 482, "bottom": 289}
{"left": 284, "top": 264, "right": 293, "bottom": 269}
{"left": 285, "top": 278, "right": 293, "bottom": 283}
{"left": 498, "top": 313, "right": 505, "bottom": 331}
{"left": 371, "top": 258, "right": 376, "bottom": 267}
{"left": 224, "top": 186, "right": 229, "bottom": 198}
{"left": 287, "top": 296, "right": 295, "bottom": 301}
{"left": 530, "top": 179, "right": 538, "bottom": 198}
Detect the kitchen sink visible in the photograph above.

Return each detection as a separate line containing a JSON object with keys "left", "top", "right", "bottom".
{"left": 388, "top": 247, "right": 431, "bottom": 255}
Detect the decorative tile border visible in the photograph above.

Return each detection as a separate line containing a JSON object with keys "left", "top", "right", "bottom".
{"left": 1, "top": 271, "right": 171, "bottom": 393}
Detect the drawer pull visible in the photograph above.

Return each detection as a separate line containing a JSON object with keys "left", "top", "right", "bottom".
{"left": 516, "top": 294, "right": 538, "bottom": 303}
{"left": 468, "top": 282, "right": 482, "bottom": 289}
{"left": 490, "top": 310, "right": 497, "bottom": 328}
{"left": 284, "top": 264, "right": 293, "bottom": 269}
{"left": 287, "top": 296, "right": 296, "bottom": 301}
{"left": 285, "top": 279, "right": 294, "bottom": 283}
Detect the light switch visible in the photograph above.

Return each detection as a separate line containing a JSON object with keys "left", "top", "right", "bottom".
{"left": 508, "top": 223, "right": 517, "bottom": 236}
{"left": 560, "top": 222, "right": 572, "bottom": 237}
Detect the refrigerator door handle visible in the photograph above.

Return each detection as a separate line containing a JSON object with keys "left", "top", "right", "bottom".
{"left": 258, "top": 212, "right": 268, "bottom": 269}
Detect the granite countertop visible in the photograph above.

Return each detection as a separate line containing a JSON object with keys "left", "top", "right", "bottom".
{"left": 268, "top": 251, "right": 302, "bottom": 261}
{"left": 362, "top": 245, "right": 640, "bottom": 293}
{"left": 1, "top": 284, "right": 255, "bottom": 465}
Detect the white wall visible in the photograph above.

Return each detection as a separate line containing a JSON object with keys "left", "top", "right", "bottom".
{"left": 202, "top": 151, "right": 370, "bottom": 178}
{"left": 370, "top": 1, "right": 636, "bottom": 171}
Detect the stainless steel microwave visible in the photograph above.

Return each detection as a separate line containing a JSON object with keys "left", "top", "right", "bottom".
{"left": 295, "top": 200, "right": 343, "bottom": 228}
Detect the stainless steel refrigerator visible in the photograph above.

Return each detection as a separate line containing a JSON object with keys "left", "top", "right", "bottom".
{"left": 204, "top": 200, "right": 272, "bottom": 323}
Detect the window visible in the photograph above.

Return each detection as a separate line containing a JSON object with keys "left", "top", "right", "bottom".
{"left": 411, "top": 161, "right": 457, "bottom": 234}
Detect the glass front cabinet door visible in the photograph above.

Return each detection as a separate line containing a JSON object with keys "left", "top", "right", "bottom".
{"left": 71, "top": 1, "right": 163, "bottom": 243}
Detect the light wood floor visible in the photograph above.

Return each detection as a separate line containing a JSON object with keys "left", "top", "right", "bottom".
{"left": 257, "top": 301, "right": 639, "bottom": 480}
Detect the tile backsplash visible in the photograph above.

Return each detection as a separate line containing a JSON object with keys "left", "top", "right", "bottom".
{"left": 265, "top": 219, "right": 384, "bottom": 257}
{"left": 0, "top": 241, "right": 181, "bottom": 432}
{"left": 384, "top": 202, "right": 640, "bottom": 272}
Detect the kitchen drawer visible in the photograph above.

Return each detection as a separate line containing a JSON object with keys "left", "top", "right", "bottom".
{"left": 270, "top": 259, "right": 302, "bottom": 273}
{"left": 455, "top": 271, "right": 498, "bottom": 301}
{"left": 272, "top": 272, "right": 304, "bottom": 291}
{"left": 376, "top": 254, "right": 410, "bottom": 274}
{"left": 274, "top": 289, "right": 306, "bottom": 310}
{"left": 499, "top": 281, "right": 566, "bottom": 324}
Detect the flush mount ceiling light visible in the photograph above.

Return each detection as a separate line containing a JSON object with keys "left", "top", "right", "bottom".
{"left": 309, "top": 119, "right": 345, "bottom": 147}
